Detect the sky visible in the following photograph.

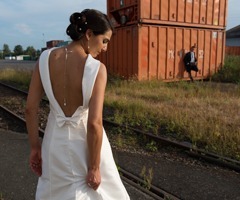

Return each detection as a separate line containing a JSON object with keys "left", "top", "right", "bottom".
{"left": 0, "top": 0, "right": 239, "bottom": 51}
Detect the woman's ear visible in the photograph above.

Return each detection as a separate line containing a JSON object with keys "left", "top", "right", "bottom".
{"left": 86, "top": 29, "right": 92, "bottom": 40}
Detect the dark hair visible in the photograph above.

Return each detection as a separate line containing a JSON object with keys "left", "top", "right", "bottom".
{"left": 66, "top": 9, "right": 113, "bottom": 41}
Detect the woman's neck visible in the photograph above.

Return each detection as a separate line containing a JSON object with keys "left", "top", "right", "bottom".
{"left": 67, "top": 40, "right": 88, "bottom": 55}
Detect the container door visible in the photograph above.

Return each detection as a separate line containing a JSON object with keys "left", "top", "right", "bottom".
{"left": 105, "top": 26, "right": 139, "bottom": 78}
{"left": 197, "top": 30, "right": 205, "bottom": 78}
{"left": 139, "top": 25, "right": 149, "bottom": 80}
{"left": 125, "top": 26, "right": 138, "bottom": 78}
{"left": 132, "top": 26, "right": 138, "bottom": 77}
{"left": 166, "top": 28, "right": 175, "bottom": 80}
{"left": 160, "top": 0, "right": 169, "bottom": 21}
{"left": 177, "top": 0, "right": 185, "bottom": 22}
{"left": 193, "top": 0, "right": 200, "bottom": 24}
{"left": 203, "top": 31, "right": 211, "bottom": 77}
{"left": 151, "top": 0, "right": 160, "bottom": 20}
{"left": 219, "top": 0, "right": 227, "bottom": 27}
{"left": 200, "top": 0, "right": 207, "bottom": 25}
{"left": 211, "top": 31, "right": 217, "bottom": 75}
{"left": 139, "top": 25, "right": 158, "bottom": 80}
{"left": 213, "top": 0, "right": 220, "bottom": 26}
{"left": 185, "top": 0, "right": 193, "bottom": 23}
{"left": 175, "top": 28, "right": 184, "bottom": 79}
{"left": 216, "top": 31, "right": 224, "bottom": 73}
{"left": 141, "top": 0, "right": 151, "bottom": 19}
{"left": 158, "top": 27, "right": 167, "bottom": 80}
{"left": 169, "top": 0, "right": 177, "bottom": 22}
{"left": 183, "top": 28, "right": 191, "bottom": 79}
{"left": 191, "top": 29, "right": 199, "bottom": 79}
{"left": 206, "top": 0, "right": 213, "bottom": 26}
{"left": 149, "top": 26, "right": 158, "bottom": 79}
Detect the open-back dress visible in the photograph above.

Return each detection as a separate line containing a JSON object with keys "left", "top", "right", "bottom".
{"left": 37, "top": 48, "right": 130, "bottom": 200}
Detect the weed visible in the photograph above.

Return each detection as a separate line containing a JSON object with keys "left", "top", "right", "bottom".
{"left": 0, "top": 192, "right": 4, "bottom": 200}
{"left": 212, "top": 55, "right": 240, "bottom": 83}
{"left": 116, "top": 134, "right": 123, "bottom": 148}
{"left": 146, "top": 140, "right": 158, "bottom": 152}
{"left": 140, "top": 166, "right": 153, "bottom": 190}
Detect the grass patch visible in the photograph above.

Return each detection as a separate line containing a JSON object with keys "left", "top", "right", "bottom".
{"left": 0, "top": 68, "right": 32, "bottom": 90}
{"left": 1, "top": 57, "right": 240, "bottom": 160}
{"left": 105, "top": 79, "right": 240, "bottom": 160}
{"left": 212, "top": 55, "right": 240, "bottom": 83}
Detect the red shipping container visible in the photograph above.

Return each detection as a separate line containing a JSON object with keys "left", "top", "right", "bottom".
{"left": 98, "top": 24, "right": 225, "bottom": 81}
{"left": 108, "top": 0, "right": 228, "bottom": 29}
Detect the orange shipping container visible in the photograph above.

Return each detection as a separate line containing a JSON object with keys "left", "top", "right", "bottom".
{"left": 225, "top": 46, "right": 240, "bottom": 56}
{"left": 98, "top": 24, "right": 225, "bottom": 81}
{"left": 108, "top": 0, "right": 228, "bottom": 29}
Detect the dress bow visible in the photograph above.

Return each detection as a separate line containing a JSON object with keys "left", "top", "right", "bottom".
{"left": 56, "top": 114, "right": 82, "bottom": 128}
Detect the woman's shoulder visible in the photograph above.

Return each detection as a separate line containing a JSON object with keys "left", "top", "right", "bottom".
{"left": 88, "top": 54, "right": 106, "bottom": 70}
{"left": 40, "top": 47, "right": 61, "bottom": 59}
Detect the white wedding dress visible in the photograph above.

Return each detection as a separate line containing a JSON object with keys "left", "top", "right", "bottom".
{"left": 37, "top": 48, "right": 130, "bottom": 200}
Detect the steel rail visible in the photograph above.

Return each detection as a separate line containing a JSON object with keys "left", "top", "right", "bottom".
{"left": 103, "top": 119, "right": 240, "bottom": 172}
{"left": 0, "top": 104, "right": 179, "bottom": 200}
{"left": 1, "top": 82, "right": 240, "bottom": 173}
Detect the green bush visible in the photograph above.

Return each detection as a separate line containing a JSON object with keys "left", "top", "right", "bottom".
{"left": 212, "top": 55, "right": 240, "bottom": 83}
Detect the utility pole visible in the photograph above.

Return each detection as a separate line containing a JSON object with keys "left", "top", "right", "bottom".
{"left": 42, "top": 33, "right": 45, "bottom": 48}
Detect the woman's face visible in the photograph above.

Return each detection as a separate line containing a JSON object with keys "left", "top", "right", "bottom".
{"left": 88, "top": 29, "right": 112, "bottom": 58}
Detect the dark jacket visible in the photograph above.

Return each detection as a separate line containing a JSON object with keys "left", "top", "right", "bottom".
{"left": 183, "top": 52, "right": 197, "bottom": 66}
{"left": 183, "top": 52, "right": 198, "bottom": 73}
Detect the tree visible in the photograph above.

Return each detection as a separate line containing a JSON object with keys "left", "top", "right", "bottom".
{"left": 14, "top": 45, "right": 24, "bottom": 56}
{"left": 3, "top": 44, "right": 11, "bottom": 57}
{"left": 25, "top": 46, "right": 36, "bottom": 59}
{"left": 36, "top": 49, "right": 41, "bottom": 60}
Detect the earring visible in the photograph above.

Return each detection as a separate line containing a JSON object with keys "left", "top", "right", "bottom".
{"left": 88, "top": 40, "right": 90, "bottom": 50}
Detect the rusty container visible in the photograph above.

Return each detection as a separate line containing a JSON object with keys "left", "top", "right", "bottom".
{"left": 225, "top": 46, "right": 240, "bottom": 56}
{"left": 108, "top": 0, "right": 228, "bottom": 29}
{"left": 46, "top": 40, "right": 64, "bottom": 48}
{"left": 98, "top": 24, "right": 225, "bottom": 81}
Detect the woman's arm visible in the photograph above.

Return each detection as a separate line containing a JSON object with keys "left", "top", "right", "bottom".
{"left": 25, "top": 61, "right": 44, "bottom": 176}
{"left": 86, "top": 63, "right": 107, "bottom": 190}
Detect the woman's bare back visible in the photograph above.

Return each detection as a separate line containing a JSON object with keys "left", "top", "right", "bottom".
{"left": 49, "top": 47, "right": 88, "bottom": 117}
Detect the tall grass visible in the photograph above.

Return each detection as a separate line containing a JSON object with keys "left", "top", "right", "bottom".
{"left": 212, "top": 55, "right": 240, "bottom": 83}
{"left": 104, "top": 79, "right": 240, "bottom": 160}
{"left": 0, "top": 68, "right": 32, "bottom": 90}
{"left": 0, "top": 57, "right": 240, "bottom": 160}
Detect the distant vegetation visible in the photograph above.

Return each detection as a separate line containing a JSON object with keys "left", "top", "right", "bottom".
{"left": 0, "top": 56, "right": 240, "bottom": 160}
{"left": 0, "top": 43, "right": 41, "bottom": 60}
{"left": 212, "top": 55, "right": 240, "bottom": 84}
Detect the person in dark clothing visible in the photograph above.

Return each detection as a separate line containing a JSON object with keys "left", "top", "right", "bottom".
{"left": 183, "top": 46, "right": 199, "bottom": 82}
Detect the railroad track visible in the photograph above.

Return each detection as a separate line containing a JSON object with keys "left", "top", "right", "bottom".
{"left": 0, "top": 102, "right": 180, "bottom": 200}
{"left": 1, "top": 81, "right": 240, "bottom": 173}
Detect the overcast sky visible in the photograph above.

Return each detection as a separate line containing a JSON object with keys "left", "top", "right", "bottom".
{"left": 0, "top": 0, "right": 239, "bottom": 51}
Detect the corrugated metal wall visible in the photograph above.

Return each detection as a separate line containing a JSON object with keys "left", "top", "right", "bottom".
{"left": 100, "top": 0, "right": 227, "bottom": 81}
{"left": 108, "top": 0, "right": 227, "bottom": 29}
{"left": 225, "top": 46, "right": 240, "bottom": 55}
{"left": 99, "top": 25, "right": 225, "bottom": 80}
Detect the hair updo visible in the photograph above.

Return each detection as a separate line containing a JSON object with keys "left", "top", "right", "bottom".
{"left": 66, "top": 9, "right": 113, "bottom": 41}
